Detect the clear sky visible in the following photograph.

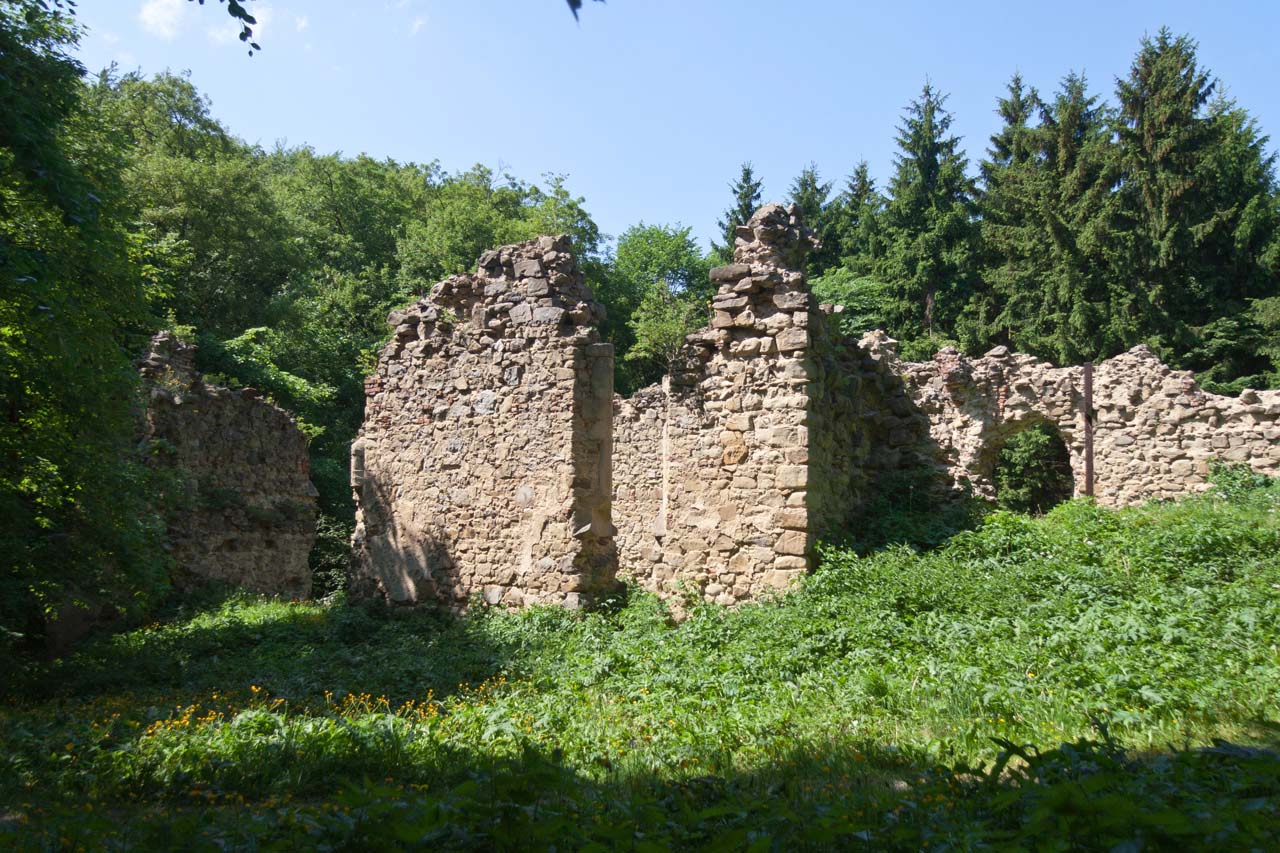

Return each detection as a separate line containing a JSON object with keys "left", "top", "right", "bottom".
{"left": 73, "top": 0, "right": 1280, "bottom": 251}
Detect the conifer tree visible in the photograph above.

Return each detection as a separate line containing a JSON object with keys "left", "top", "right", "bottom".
{"left": 788, "top": 163, "right": 838, "bottom": 275}
{"left": 971, "top": 74, "right": 1042, "bottom": 349}
{"left": 976, "top": 73, "right": 1124, "bottom": 363}
{"left": 1114, "top": 29, "right": 1219, "bottom": 345}
{"left": 713, "top": 162, "right": 763, "bottom": 262}
{"left": 1179, "top": 94, "right": 1280, "bottom": 387}
{"left": 830, "top": 161, "right": 884, "bottom": 275}
{"left": 877, "top": 83, "right": 978, "bottom": 340}
{"left": 1114, "top": 29, "right": 1280, "bottom": 375}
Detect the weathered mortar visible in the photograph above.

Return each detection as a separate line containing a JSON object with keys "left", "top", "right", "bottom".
{"left": 611, "top": 204, "right": 932, "bottom": 603}
{"left": 351, "top": 235, "right": 617, "bottom": 609}
{"left": 892, "top": 342, "right": 1280, "bottom": 504}
{"left": 139, "top": 332, "right": 317, "bottom": 598}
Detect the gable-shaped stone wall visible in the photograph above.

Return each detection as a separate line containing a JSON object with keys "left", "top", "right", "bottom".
{"left": 139, "top": 333, "right": 317, "bottom": 598}
{"left": 894, "top": 342, "right": 1280, "bottom": 504}
{"left": 351, "top": 236, "right": 616, "bottom": 609}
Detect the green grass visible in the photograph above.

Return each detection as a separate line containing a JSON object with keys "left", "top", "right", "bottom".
{"left": 2, "top": 476, "right": 1279, "bottom": 849}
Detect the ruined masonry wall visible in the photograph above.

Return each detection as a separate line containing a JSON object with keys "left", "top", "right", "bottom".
{"left": 139, "top": 333, "right": 317, "bottom": 598}
{"left": 896, "top": 343, "right": 1280, "bottom": 504}
{"left": 351, "top": 236, "right": 616, "bottom": 609}
{"left": 354, "top": 206, "right": 1280, "bottom": 613}
{"left": 611, "top": 204, "right": 927, "bottom": 604}
{"left": 612, "top": 207, "right": 815, "bottom": 602}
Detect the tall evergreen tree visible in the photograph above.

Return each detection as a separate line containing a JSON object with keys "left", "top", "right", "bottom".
{"left": 877, "top": 83, "right": 978, "bottom": 339}
{"left": 976, "top": 73, "right": 1125, "bottom": 363}
{"left": 713, "top": 162, "right": 762, "bottom": 262}
{"left": 788, "top": 163, "right": 838, "bottom": 275}
{"left": 1032, "top": 74, "right": 1127, "bottom": 363}
{"left": 1114, "top": 29, "right": 1220, "bottom": 346}
{"left": 1178, "top": 95, "right": 1280, "bottom": 387}
{"left": 983, "top": 73, "right": 1041, "bottom": 178}
{"left": 1114, "top": 29, "right": 1280, "bottom": 377}
{"left": 970, "top": 74, "right": 1042, "bottom": 349}
{"left": 830, "top": 161, "right": 884, "bottom": 275}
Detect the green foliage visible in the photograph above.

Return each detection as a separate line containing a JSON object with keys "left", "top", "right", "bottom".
{"left": 713, "top": 161, "right": 763, "bottom": 263}
{"left": 1206, "top": 460, "right": 1277, "bottom": 501}
{"left": 788, "top": 163, "right": 839, "bottom": 275}
{"left": 845, "top": 468, "right": 989, "bottom": 554}
{"left": 1, "top": 2, "right": 171, "bottom": 651}
{"left": 625, "top": 281, "right": 706, "bottom": 377}
{"left": 606, "top": 222, "right": 712, "bottom": 390}
{"left": 972, "top": 73, "right": 1127, "bottom": 364}
{"left": 394, "top": 166, "right": 605, "bottom": 315}
{"left": 4, "top": 489, "right": 1279, "bottom": 846}
{"left": 1111, "top": 30, "right": 1280, "bottom": 377}
{"left": 800, "top": 33, "right": 1280, "bottom": 387}
{"left": 993, "top": 423, "right": 1075, "bottom": 514}
{"left": 877, "top": 83, "right": 980, "bottom": 340}
{"left": 830, "top": 161, "right": 885, "bottom": 274}
{"left": 809, "top": 268, "right": 892, "bottom": 337}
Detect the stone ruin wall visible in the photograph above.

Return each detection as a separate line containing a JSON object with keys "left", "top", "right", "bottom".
{"left": 350, "top": 236, "right": 616, "bottom": 609}
{"left": 352, "top": 204, "right": 1280, "bottom": 611}
{"left": 611, "top": 207, "right": 818, "bottom": 603}
{"left": 139, "top": 333, "right": 317, "bottom": 598}
{"left": 891, "top": 342, "right": 1280, "bottom": 504}
{"left": 611, "top": 204, "right": 931, "bottom": 604}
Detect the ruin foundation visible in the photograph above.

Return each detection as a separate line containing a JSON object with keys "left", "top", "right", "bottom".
{"left": 139, "top": 333, "right": 318, "bottom": 598}
{"left": 353, "top": 204, "right": 1280, "bottom": 609}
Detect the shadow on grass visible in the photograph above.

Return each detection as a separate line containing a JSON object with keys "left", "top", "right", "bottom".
{"left": 3, "top": 731, "right": 1278, "bottom": 850}
{"left": 835, "top": 467, "right": 992, "bottom": 557}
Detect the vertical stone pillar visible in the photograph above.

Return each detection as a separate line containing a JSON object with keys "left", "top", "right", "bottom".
{"left": 612, "top": 204, "right": 820, "bottom": 604}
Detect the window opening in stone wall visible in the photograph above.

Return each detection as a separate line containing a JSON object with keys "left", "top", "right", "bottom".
{"left": 992, "top": 422, "right": 1074, "bottom": 515}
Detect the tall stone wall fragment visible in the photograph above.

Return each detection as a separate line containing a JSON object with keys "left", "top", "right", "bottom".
{"left": 351, "top": 236, "right": 617, "bottom": 609}
{"left": 611, "top": 204, "right": 931, "bottom": 603}
{"left": 139, "top": 332, "right": 317, "bottom": 598}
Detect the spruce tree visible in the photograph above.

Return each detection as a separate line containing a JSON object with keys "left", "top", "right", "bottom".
{"left": 1114, "top": 29, "right": 1219, "bottom": 347}
{"left": 977, "top": 73, "right": 1125, "bottom": 364}
{"left": 972, "top": 74, "right": 1043, "bottom": 350}
{"left": 1114, "top": 29, "right": 1280, "bottom": 380}
{"left": 1036, "top": 74, "right": 1128, "bottom": 363}
{"left": 877, "top": 83, "right": 978, "bottom": 340}
{"left": 788, "top": 163, "right": 838, "bottom": 275}
{"left": 713, "top": 162, "right": 762, "bottom": 262}
{"left": 1169, "top": 95, "right": 1280, "bottom": 388}
{"left": 830, "top": 161, "right": 885, "bottom": 275}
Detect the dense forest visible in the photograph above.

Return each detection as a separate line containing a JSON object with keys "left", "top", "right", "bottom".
{"left": 3, "top": 0, "right": 1280, "bottom": 646}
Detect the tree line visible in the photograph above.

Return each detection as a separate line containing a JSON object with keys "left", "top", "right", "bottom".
{"left": 2, "top": 1, "right": 1277, "bottom": 647}
{"left": 726, "top": 31, "right": 1280, "bottom": 390}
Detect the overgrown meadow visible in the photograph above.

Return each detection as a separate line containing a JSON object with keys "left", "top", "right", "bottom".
{"left": 3, "top": 472, "right": 1278, "bottom": 849}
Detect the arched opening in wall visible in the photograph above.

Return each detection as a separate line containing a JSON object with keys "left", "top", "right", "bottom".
{"left": 992, "top": 422, "right": 1074, "bottom": 515}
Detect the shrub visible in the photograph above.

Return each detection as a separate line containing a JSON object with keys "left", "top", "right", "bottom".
{"left": 993, "top": 422, "right": 1074, "bottom": 514}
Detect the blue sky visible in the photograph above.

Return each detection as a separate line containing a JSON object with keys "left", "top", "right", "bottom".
{"left": 74, "top": 0, "right": 1280, "bottom": 251}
